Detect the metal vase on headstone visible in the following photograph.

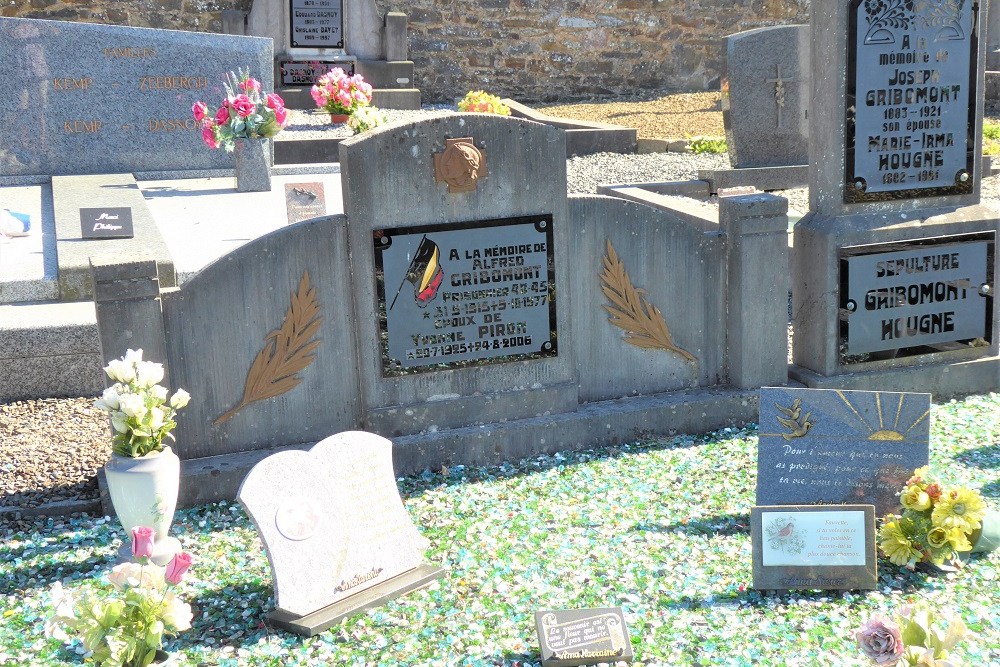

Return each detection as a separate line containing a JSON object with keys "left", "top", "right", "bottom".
{"left": 234, "top": 138, "right": 271, "bottom": 192}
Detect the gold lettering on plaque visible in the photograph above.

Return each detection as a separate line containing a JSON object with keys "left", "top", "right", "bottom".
{"left": 52, "top": 77, "right": 92, "bottom": 91}
{"left": 63, "top": 120, "right": 103, "bottom": 134}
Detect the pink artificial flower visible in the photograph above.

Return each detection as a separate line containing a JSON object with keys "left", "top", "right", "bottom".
{"left": 274, "top": 105, "right": 288, "bottom": 126}
{"left": 231, "top": 94, "right": 255, "bottom": 118}
{"left": 201, "top": 125, "right": 219, "bottom": 149}
{"left": 239, "top": 77, "right": 261, "bottom": 93}
{"left": 310, "top": 85, "right": 325, "bottom": 105}
{"left": 191, "top": 101, "right": 208, "bottom": 122}
{"left": 131, "top": 526, "right": 155, "bottom": 559}
{"left": 336, "top": 90, "right": 352, "bottom": 107}
{"left": 164, "top": 551, "right": 193, "bottom": 585}
{"left": 215, "top": 105, "right": 229, "bottom": 125}
{"left": 855, "top": 616, "right": 905, "bottom": 665}
{"left": 265, "top": 92, "right": 284, "bottom": 109}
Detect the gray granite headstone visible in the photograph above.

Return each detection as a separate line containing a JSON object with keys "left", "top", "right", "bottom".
{"left": 0, "top": 17, "right": 272, "bottom": 178}
{"left": 722, "top": 25, "right": 810, "bottom": 168}
{"left": 756, "top": 387, "right": 930, "bottom": 515}
{"left": 238, "top": 430, "right": 442, "bottom": 631}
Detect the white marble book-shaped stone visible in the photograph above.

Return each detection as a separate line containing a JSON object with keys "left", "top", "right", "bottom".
{"left": 238, "top": 431, "right": 439, "bottom": 628}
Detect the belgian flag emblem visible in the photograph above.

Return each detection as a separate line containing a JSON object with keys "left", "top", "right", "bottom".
{"left": 390, "top": 235, "right": 445, "bottom": 310}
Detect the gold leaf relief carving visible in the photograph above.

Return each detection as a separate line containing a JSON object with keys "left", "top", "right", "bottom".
{"left": 214, "top": 271, "right": 322, "bottom": 425}
{"left": 599, "top": 240, "right": 696, "bottom": 363}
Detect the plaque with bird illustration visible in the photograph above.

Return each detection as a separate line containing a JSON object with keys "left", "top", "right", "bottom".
{"left": 756, "top": 387, "right": 930, "bottom": 514}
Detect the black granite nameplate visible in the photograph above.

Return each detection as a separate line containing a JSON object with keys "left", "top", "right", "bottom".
{"left": 751, "top": 505, "right": 877, "bottom": 591}
{"left": 284, "top": 182, "right": 327, "bottom": 224}
{"left": 79, "top": 207, "right": 134, "bottom": 239}
{"left": 373, "top": 215, "right": 557, "bottom": 376}
{"left": 535, "top": 608, "right": 633, "bottom": 667}
{"left": 279, "top": 59, "right": 355, "bottom": 86}
{"left": 289, "top": 0, "right": 344, "bottom": 49}
{"left": 756, "top": 387, "right": 929, "bottom": 515}
{"left": 840, "top": 233, "right": 994, "bottom": 357}
{"left": 845, "top": 0, "right": 978, "bottom": 203}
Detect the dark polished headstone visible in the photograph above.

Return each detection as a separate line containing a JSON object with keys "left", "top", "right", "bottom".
{"left": 756, "top": 387, "right": 930, "bottom": 514}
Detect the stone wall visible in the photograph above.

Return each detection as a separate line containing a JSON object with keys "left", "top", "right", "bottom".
{"left": 395, "top": 0, "right": 809, "bottom": 102}
{"left": 1, "top": 0, "right": 252, "bottom": 33}
{"left": 4, "top": 0, "right": 810, "bottom": 101}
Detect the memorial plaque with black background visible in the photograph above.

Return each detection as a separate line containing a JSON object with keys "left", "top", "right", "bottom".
{"left": 289, "top": 0, "right": 343, "bottom": 49}
{"left": 374, "top": 215, "right": 557, "bottom": 376}
{"left": 840, "top": 234, "right": 994, "bottom": 358}
{"left": 534, "top": 608, "right": 634, "bottom": 667}
{"left": 756, "top": 387, "right": 930, "bottom": 515}
{"left": 845, "top": 0, "right": 978, "bottom": 203}
{"left": 279, "top": 59, "right": 354, "bottom": 87}
{"left": 79, "top": 207, "right": 134, "bottom": 239}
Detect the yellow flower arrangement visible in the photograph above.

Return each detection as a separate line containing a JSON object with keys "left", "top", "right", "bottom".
{"left": 877, "top": 468, "right": 989, "bottom": 568}
{"left": 457, "top": 90, "right": 511, "bottom": 115}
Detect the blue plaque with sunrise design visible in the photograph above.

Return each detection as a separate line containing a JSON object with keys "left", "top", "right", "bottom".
{"left": 756, "top": 387, "right": 930, "bottom": 515}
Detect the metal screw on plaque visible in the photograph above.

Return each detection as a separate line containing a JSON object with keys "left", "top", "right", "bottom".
{"left": 538, "top": 220, "right": 547, "bottom": 229}
{"left": 380, "top": 236, "right": 389, "bottom": 245}
{"left": 980, "top": 284, "right": 992, "bottom": 296}
{"left": 854, "top": 179, "right": 866, "bottom": 191}
{"left": 542, "top": 341, "right": 552, "bottom": 351}
{"left": 958, "top": 171, "right": 970, "bottom": 183}
{"left": 845, "top": 300, "right": 857, "bottom": 312}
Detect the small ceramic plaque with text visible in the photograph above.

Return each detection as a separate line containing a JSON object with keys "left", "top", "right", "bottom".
{"left": 751, "top": 505, "right": 876, "bottom": 591}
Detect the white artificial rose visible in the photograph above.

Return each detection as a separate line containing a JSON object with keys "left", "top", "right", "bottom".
{"left": 111, "top": 413, "right": 129, "bottom": 433}
{"left": 93, "top": 387, "right": 121, "bottom": 412}
{"left": 123, "top": 348, "right": 144, "bottom": 364}
{"left": 162, "top": 593, "right": 193, "bottom": 631}
{"left": 151, "top": 385, "right": 168, "bottom": 402}
{"left": 170, "top": 388, "right": 191, "bottom": 409}
{"left": 135, "top": 361, "right": 165, "bottom": 389}
{"left": 104, "top": 359, "right": 135, "bottom": 383}
{"left": 148, "top": 406, "right": 166, "bottom": 430}
{"left": 118, "top": 394, "right": 147, "bottom": 420}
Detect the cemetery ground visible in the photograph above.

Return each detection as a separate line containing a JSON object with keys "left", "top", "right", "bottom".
{"left": 1, "top": 92, "right": 1000, "bottom": 666}
{"left": 1, "top": 395, "right": 998, "bottom": 666}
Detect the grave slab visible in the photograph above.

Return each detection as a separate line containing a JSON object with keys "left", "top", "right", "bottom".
{"left": 0, "top": 183, "right": 58, "bottom": 303}
{"left": 52, "top": 174, "right": 175, "bottom": 301}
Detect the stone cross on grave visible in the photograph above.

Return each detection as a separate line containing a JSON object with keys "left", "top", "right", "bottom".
{"left": 765, "top": 64, "right": 795, "bottom": 129}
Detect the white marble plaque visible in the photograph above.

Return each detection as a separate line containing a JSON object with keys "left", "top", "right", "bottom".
{"left": 238, "top": 431, "right": 430, "bottom": 616}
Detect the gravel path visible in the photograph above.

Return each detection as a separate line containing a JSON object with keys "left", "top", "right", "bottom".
{"left": 2, "top": 93, "right": 997, "bottom": 513}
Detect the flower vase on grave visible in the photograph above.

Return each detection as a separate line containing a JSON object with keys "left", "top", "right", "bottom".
{"left": 330, "top": 113, "right": 350, "bottom": 124}
{"left": 970, "top": 508, "right": 1000, "bottom": 555}
{"left": 234, "top": 138, "right": 271, "bottom": 193}
{"left": 104, "top": 446, "right": 182, "bottom": 566}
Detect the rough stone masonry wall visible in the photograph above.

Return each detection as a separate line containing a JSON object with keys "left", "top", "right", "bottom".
{"left": 1, "top": 0, "right": 252, "bottom": 33}
{"left": 394, "top": 0, "right": 809, "bottom": 102}
{"left": 4, "top": 0, "right": 809, "bottom": 101}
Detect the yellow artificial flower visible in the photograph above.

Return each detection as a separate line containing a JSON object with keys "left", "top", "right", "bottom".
{"left": 931, "top": 487, "right": 986, "bottom": 534}
{"left": 901, "top": 485, "right": 932, "bottom": 511}
{"left": 879, "top": 521, "right": 923, "bottom": 566}
{"left": 926, "top": 526, "right": 951, "bottom": 550}
{"left": 947, "top": 527, "right": 973, "bottom": 552}
{"left": 907, "top": 466, "right": 930, "bottom": 487}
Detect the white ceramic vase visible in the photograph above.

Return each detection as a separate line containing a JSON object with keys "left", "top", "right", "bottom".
{"left": 104, "top": 446, "right": 181, "bottom": 565}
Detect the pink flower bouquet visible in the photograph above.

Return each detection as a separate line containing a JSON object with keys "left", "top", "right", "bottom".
{"left": 193, "top": 69, "right": 288, "bottom": 152}
{"left": 310, "top": 67, "right": 373, "bottom": 118}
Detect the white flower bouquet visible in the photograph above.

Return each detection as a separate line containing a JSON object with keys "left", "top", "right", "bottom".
{"left": 94, "top": 349, "right": 190, "bottom": 458}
